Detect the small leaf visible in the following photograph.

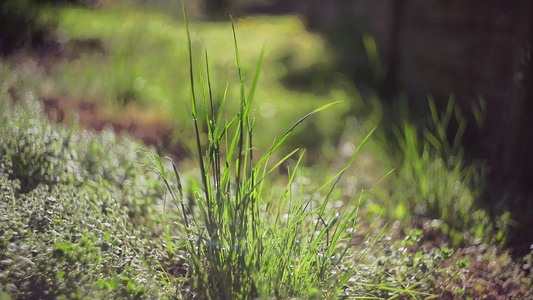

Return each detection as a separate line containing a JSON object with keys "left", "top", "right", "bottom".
{"left": 56, "top": 271, "right": 66, "bottom": 279}
{"left": 0, "top": 259, "right": 12, "bottom": 265}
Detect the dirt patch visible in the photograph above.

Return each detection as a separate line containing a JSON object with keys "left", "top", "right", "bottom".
{"left": 41, "top": 96, "right": 189, "bottom": 160}
{"left": 25, "top": 35, "right": 189, "bottom": 160}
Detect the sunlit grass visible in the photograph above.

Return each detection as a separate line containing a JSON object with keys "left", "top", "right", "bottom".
{"left": 33, "top": 4, "right": 508, "bottom": 248}
{"left": 47, "top": 6, "right": 351, "bottom": 153}
{"left": 141, "top": 7, "right": 431, "bottom": 298}
{"left": 43, "top": 4, "right": 503, "bottom": 247}
{"left": 2, "top": 3, "right": 533, "bottom": 298}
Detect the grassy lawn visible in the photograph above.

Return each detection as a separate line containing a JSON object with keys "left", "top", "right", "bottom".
{"left": 1, "top": 3, "right": 532, "bottom": 299}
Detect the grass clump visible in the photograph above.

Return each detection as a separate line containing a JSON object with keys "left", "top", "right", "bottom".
{"left": 377, "top": 96, "right": 510, "bottom": 247}
{"left": 144, "top": 7, "right": 433, "bottom": 299}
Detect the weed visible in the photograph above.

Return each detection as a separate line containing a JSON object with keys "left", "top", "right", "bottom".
{"left": 379, "top": 96, "right": 506, "bottom": 246}
{"left": 143, "top": 6, "right": 431, "bottom": 299}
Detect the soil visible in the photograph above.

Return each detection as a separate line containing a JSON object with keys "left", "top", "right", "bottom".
{"left": 15, "top": 35, "right": 191, "bottom": 161}
{"left": 41, "top": 96, "right": 189, "bottom": 161}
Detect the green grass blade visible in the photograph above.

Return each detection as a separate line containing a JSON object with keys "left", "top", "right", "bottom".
{"left": 443, "top": 94, "right": 455, "bottom": 130}
{"left": 205, "top": 48, "right": 215, "bottom": 118}
{"left": 231, "top": 15, "right": 247, "bottom": 199}
{"left": 245, "top": 44, "right": 265, "bottom": 119}
{"left": 315, "top": 126, "right": 376, "bottom": 194}
{"left": 423, "top": 129, "right": 442, "bottom": 153}
{"left": 183, "top": 1, "right": 212, "bottom": 235}
{"left": 214, "top": 82, "right": 230, "bottom": 139}
{"left": 257, "top": 101, "right": 342, "bottom": 166}
{"left": 199, "top": 64, "right": 212, "bottom": 141}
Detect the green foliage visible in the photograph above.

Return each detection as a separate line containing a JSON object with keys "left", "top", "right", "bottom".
{"left": 0, "top": 180, "right": 166, "bottom": 298}
{"left": 1, "top": 4, "right": 532, "bottom": 298}
{"left": 0, "top": 68, "right": 171, "bottom": 298}
{"left": 144, "top": 7, "right": 430, "bottom": 299}
{"left": 1, "top": 102, "right": 76, "bottom": 193}
{"left": 0, "top": 64, "right": 164, "bottom": 201}
{"left": 0, "top": 98, "right": 161, "bottom": 199}
{"left": 358, "top": 231, "right": 464, "bottom": 298}
{"left": 382, "top": 96, "right": 507, "bottom": 246}
{"left": 47, "top": 6, "right": 350, "bottom": 154}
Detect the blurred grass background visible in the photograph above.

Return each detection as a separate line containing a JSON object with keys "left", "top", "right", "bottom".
{"left": 44, "top": 6, "right": 358, "bottom": 159}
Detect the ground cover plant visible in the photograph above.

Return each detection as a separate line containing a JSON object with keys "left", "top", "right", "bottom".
{"left": 1, "top": 2, "right": 533, "bottom": 299}
{"left": 0, "top": 65, "right": 172, "bottom": 298}
{"left": 0, "top": 17, "right": 426, "bottom": 299}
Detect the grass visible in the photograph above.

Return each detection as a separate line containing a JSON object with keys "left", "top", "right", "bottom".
{"left": 45, "top": 5, "right": 351, "bottom": 154}
{"left": 1, "top": 2, "right": 532, "bottom": 299}
{"left": 144, "top": 7, "right": 406, "bottom": 298}
{"left": 368, "top": 96, "right": 517, "bottom": 248}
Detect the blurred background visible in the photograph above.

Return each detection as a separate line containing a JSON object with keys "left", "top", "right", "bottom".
{"left": 1, "top": 0, "right": 532, "bottom": 253}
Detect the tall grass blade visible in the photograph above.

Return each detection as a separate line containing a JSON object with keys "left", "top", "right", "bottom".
{"left": 230, "top": 16, "right": 247, "bottom": 199}
{"left": 183, "top": 3, "right": 211, "bottom": 227}
{"left": 248, "top": 44, "right": 265, "bottom": 104}
{"left": 257, "top": 101, "right": 342, "bottom": 166}
{"left": 316, "top": 126, "right": 376, "bottom": 194}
